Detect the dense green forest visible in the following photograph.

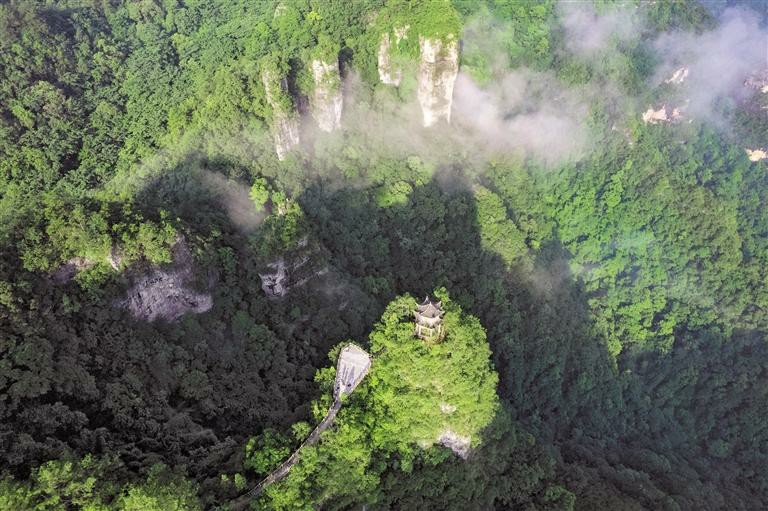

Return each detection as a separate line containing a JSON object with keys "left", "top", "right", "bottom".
{"left": 1, "top": 0, "right": 767, "bottom": 509}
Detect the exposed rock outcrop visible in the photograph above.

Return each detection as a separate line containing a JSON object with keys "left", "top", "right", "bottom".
{"left": 642, "top": 104, "right": 684, "bottom": 124}
{"left": 438, "top": 429, "right": 471, "bottom": 459}
{"left": 744, "top": 70, "right": 768, "bottom": 94}
{"left": 273, "top": 2, "right": 288, "bottom": 19}
{"left": 119, "top": 239, "right": 212, "bottom": 322}
{"left": 746, "top": 148, "right": 767, "bottom": 162}
{"left": 52, "top": 243, "right": 126, "bottom": 284}
{"left": 310, "top": 59, "right": 343, "bottom": 132}
{"left": 377, "top": 32, "right": 402, "bottom": 86}
{"left": 665, "top": 66, "right": 689, "bottom": 85}
{"left": 259, "top": 237, "right": 328, "bottom": 298}
{"left": 393, "top": 25, "right": 410, "bottom": 45}
{"left": 259, "top": 257, "right": 290, "bottom": 298}
{"left": 417, "top": 35, "right": 459, "bottom": 127}
{"left": 261, "top": 70, "right": 300, "bottom": 160}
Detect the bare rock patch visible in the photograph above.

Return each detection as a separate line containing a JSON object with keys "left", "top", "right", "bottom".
{"left": 746, "top": 148, "right": 767, "bottom": 162}
{"left": 665, "top": 66, "right": 689, "bottom": 85}
{"left": 438, "top": 429, "right": 471, "bottom": 459}
{"left": 642, "top": 104, "right": 684, "bottom": 124}
{"left": 119, "top": 239, "right": 212, "bottom": 322}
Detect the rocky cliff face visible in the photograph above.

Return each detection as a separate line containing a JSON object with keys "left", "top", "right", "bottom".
{"left": 438, "top": 429, "right": 471, "bottom": 459}
{"left": 417, "top": 35, "right": 459, "bottom": 127}
{"left": 665, "top": 66, "right": 689, "bottom": 85}
{"left": 259, "top": 237, "right": 329, "bottom": 299}
{"left": 310, "top": 59, "right": 343, "bottom": 132}
{"left": 261, "top": 70, "right": 300, "bottom": 160}
{"left": 377, "top": 32, "right": 402, "bottom": 86}
{"left": 119, "top": 239, "right": 213, "bottom": 322}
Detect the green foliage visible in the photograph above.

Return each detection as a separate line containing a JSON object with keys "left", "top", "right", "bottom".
{"left": 252, "top": 199, "right": 307, "bottom": 258}
{"left": 259, "top": 290, "right": 499, "bottom": 509}
{"left": 474, "top": 186, "right": 528, "bottom": 269}
{"left": 116, "top": 465, "right": 200, "bottom": 511}
{"left": 244, "top": 429, "right": 292, "bottom": 476}
{"left": 375, "top": 180, "right": 413, "bottom": 208}
{"left": 0, "top": 458, "right": 199, "bottom": 511}
{"left": 548, "top": 125, "right": 753, "bottom": 353}
{"left": 249, "top": 177, "right": 271, "bottom": 211}
{"left": 310, "top": 33, "right": 341, "bottom": 65}
{"left": 0, "top": 455, "right": 111, "bottom": 511}
{"left": 367, "top": 290, "right": 499, "bottom": 455}
{"left": 378, "top": 0, "right": 461, "bottom": 58}
{"left": 233, "top": 473, "right": 247, "bottom": 491}
{"left": 259, "top": 54, "right": 295, "bottom": 117}
{"left": 643, "top": 0, "right": 714, "bottom": 31}
{"left": 18, "top": 192, "right": 176, "bottom": 274}
{"left": 1, "top": 2, "right": 767, "bottom": 510}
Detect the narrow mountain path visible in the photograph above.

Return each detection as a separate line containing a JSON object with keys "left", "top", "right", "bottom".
{"left": 229, "top": 398, "right": 342, "bottom": 510}
{"left": 222, "top": 344, "right": 371, "bottom": 511}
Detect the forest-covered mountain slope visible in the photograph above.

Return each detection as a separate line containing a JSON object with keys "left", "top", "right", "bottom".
{"left": 1, "top": 1, "right": 767, "bottom": 510}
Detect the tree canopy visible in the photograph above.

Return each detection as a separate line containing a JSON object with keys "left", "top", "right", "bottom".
{"left": 1, "top": 0, "right": 767, "bottom": 510}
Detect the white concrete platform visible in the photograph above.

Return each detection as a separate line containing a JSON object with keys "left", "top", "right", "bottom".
{"left": 335, "top": 344, "right": 371, "bottom": 398}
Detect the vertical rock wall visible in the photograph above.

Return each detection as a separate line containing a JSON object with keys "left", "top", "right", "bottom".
{"left": 311, "top": 59, "right": 343, "bottom": 132}
{"left": 417, "top": 35, "right": 459, "bottom": 127}
{"left": 377, "top": 32, "right": 402, "bottom": 86}
{"left": 261, "top": 70, "right": 300, "bottom": 160}
{"left": 377, "top": 26, "right": 411, "bottom": 87}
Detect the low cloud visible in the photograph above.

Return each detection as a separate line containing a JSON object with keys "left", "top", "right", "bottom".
{"left": 117, "top": 3, "right": 765, "bottom": 204}
{"left": 451, "top": 71, "right": 589, "bottom": 164}
{"left": 558, "top": 2, "right": 767, "bottom": 125}
{"left": 652, "top": 7, "right": 768, "bottom": 120}
{"left": 202, "top": 172, "right": 266, "bottom": 232}
{"left": 316, "top": 16, "right": 591, "bottom": 171}
{"left": 559, "top": 2, "right": 643, "bottom": 57}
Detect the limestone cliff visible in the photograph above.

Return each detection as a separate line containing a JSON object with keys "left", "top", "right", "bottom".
{"left": 417, "top": 35, "right": 459, "bottom": 127}
{"left": 259, "top": 254, "right": 328, "bottom": 299}
{"left": 310, "top": 59, "right": 343, "bottom": 132}
{"left": 119, "top": 238, "right": 213, "bottom": 322}
{"left": 261, "top": 70, "right": 300, "bottom": 160}
{"left": 259, "top": 237, "right": 328, "bottom": 299}
{"left": 377, "top": 32, "right": 402, "bottom": 86}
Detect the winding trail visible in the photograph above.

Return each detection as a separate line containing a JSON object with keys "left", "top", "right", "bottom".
{"left": 229, "top": 399, "right": 342, "bottom": 509}
{"left": 225, "top": 344, "right": 371, "bottom": 511}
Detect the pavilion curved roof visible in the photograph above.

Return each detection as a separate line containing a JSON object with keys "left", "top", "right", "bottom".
{"left": 416, "top": 296, "right": 444, "bottom": 319}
